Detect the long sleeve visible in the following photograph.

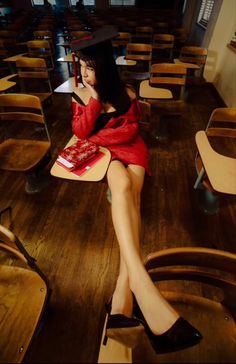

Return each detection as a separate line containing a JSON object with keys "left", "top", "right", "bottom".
{"left": 88, "top": 118, "right": 139, "bottom": 146}
{"left": 72, "top": 97, "right": 102, "bottom": 139}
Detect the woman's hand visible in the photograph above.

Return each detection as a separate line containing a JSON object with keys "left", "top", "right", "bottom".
{"left": 83, "top": 79, "right": 99, "bottom": 100}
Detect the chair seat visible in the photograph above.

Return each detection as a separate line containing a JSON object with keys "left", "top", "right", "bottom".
{"left": 133, "top": 291, "right": 236, "bottom": 362}
{"left": 139, "top": 79, "right": 173, "bottom": 99}
{"left": 0, "top": 265, "right": 47, "bottom": 363}
{"left": 0, "top": 139, "right": 50, "bottom": 171}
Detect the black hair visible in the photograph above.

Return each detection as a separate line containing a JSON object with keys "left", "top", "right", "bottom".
{"left": 78, "top": 40, "right": 131, "bottom": 114}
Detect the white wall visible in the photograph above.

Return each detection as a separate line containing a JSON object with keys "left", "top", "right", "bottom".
{"left": 204, "top": 0, "right": 236, "bottom": 107}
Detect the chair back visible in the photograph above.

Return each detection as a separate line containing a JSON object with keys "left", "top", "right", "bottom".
{"left": 16, "top": 57, "right": 52, "bottom": 104}
{"left": 133, "top": 26, "right": 153, "bottom": 43}
{"left": 149, "top": 63, "right": 186, "bottom": 100}
{"left": 69, "top": 30, "right": 91, "bottom": 40}
{"left": 205, "top": 108, "right": 236, "bottom": 138}
{"left": 126, "top": 43, "right": 152, "bottom": 62}
{"left": 134, "top": 247, "right": 236, "bottom": 362}
{"left": 179, "top": 46, "right": 207, "bottom": 65}
{"left": 27, "top": 40, "right": 54, "bottom": 70}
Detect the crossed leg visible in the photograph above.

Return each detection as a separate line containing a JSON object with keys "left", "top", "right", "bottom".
{"left": 107, "top": 160, "right": 179, "bottom": 335}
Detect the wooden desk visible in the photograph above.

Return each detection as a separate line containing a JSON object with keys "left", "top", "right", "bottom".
{"left": 3, "top": 53, "right": 28, "bottom": 73}
{"left": 57, "top": 43, "right": 71, "bottom": 55}
{"left": 0, "top": 74, "right": 17, "bottom": 92}
{"left": 194, "top": 131, "right": 236, "bottom": 195}
{"left": 57, "top": 53, "right": 78, "bottom": 63}
{"left": 139, "top": 80, "right": 173, "bottom": 99}
{"left": 115, "top": 56, "right": 137, "bottom": 66}
{"left": 173, "top": 59, "right": 200, "bottom": 70}
{"left": 50, "top": 136, "right": 111, "bottom": 182}
{"left": 3, "top": 53, "right": 27, "bottom": 62}
{"left": 54, "top": 77, "right": 91, "bottom": 105}
{"left": 57, "top": 53, "right": 78, "bottom": 76}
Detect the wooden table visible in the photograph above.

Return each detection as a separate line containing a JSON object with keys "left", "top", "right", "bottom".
{"left": 115, "top": 56, "right": 137, "bottom": 66}
{"left": 54, "top": 77, "right": 91, "bottom": 105}
{"left": 0, "top": 74, "right": 17, "bottom": 92}
{"left": 57, "top": 53, "right": 78, "bottom": 75}
{"left": 173, "top": 59, "right": 200, "bottom": 70}
{"left": 194, "top": 130, "right": 236, "bottom": 195}
{"left": 52, "top": 80, "right": 111, "bottom": 181}
{"left": 139, "top": 80, "right": 173, "bottom": 99}
{"left": 3, "top": 53, "right": 27, "bottom": 73}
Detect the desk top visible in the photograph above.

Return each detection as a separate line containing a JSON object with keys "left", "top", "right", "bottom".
{"left": 0, "top": 74, "right": 17, "bottom": 92}
{"left": 195, "top": 130, "right": 236, "bottom": 195}
{"left": 174, "top": 59, "right": 200, "bottom": 70}
{"left": 54, "top": 77, "right": 92, "bottom": 105}
{"left": 57, "top": 53, "right": 78, "bottom": 63}
{"left": 116, "top": 56, "right": 137, "bottom": 66}
{"left": 50, "top": 136, "right": 111, "bottom": 181}
{"left": 139, "top": 80, "right": 173, "bottom": 99}
{"left": 3, "top": 53, "right": 27, "bottom": 62}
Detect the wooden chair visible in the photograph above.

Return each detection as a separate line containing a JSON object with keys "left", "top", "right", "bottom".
{"left": 112, "top": 32, "right": 132, "bottom": 57}
{"left": 33, "top": 30, "right": 54, "bottom": 53}
{"left": 154, "top": 21, "right": 169, "bottom": 34}
{"left": 152, "top": 33, "right": 175, "bottom": 61}
{"left": 26, "top": 39, "right": 54, "bottom": 71}
{"left": 16, "top": 57, "right": 53, "bottom": 105}
{"left": 69, "top": 30, "right": 91, "bottom": 40}
{"left": 139, "top": 63, "right": 186, "bottom": 140}
{"left": 132, "top": 26, "right": 153, "bottom": 44}
{"left": 194, "top": 107, "right": 236, "bottom": 214}
{"left": 133, "top": 247, "right": 236, "bottom": 363}
{"left": 139, "top": 63, "right": 186, "bottom": 111}
{"left": 0, "top": 93, "right": 52, "bottom": 193}
{"left": 172, "top": 27, "right": 188, "bottom": 54}
{"left": 174, "top": 46, "right": 208, "bottom": 83}
{"left": 122, "top": 43, "right": 152, "bottom": 89}
{"left": 0, "top": 208, "right": 50, "bottom": 363}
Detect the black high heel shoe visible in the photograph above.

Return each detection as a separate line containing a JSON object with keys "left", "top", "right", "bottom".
{"left": 133, "top": 301, "right": 202, "bottom": 354}
{"left": 103, "top": 299, "right": 144, "bottom": 348}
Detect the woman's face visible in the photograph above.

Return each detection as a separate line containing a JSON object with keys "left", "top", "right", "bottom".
{"left": 80, "top": 59, "right": 97, "bottom": 86}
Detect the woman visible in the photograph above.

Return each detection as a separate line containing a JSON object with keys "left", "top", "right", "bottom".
{"left": 71, "top": 27, "right": 202, "bottom": 354}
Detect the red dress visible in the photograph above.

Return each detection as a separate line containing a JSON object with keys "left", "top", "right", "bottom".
{"left": 72, "top": 97, "right": 151, "bottom": 174}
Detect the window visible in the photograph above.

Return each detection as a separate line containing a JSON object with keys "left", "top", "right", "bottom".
{"left": 197, "top": 0, "right": 214, "bottom": 28}
{"left": 70, "top": 0, "right": 95, "bottom": 5}
{"left": 31, "top": 0, "right": 56, "bottom": 5}
{"left": 109, "top": 0, "right": 135, "bottom": 6}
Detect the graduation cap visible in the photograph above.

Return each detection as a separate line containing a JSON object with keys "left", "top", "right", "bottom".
{"left": 70, "top": 25, "right": 118, "bottom": 55}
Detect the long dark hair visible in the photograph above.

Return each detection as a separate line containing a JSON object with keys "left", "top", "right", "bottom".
{"left": 78, "top": 41, "right": 130, "bottom": 114}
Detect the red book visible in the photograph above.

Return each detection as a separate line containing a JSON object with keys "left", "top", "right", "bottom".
{"left": 56, "top": 150, "right": 105, "bottom": 177}
{"left": 57, "top": 140, "right": 99, "bottom": 171}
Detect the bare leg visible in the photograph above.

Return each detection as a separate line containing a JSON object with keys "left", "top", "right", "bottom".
{"left": 107, "top": 160, "right": 179, "bottom": 335}
{"left": 110, "top": 164, "right": 142, "bottom": 317}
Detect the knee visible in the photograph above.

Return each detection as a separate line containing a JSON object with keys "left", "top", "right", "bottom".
{"left": 110, "top": 174, "right": 133, "bottom": 199}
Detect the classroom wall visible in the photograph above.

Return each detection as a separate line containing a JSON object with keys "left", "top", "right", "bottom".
{"left": 204, "top": 0, "right": 236, "bottom": 107}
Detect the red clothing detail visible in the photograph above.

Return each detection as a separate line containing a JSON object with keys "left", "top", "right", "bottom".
{"left": 72, "top": 97, "right": 151, "bottom": 174}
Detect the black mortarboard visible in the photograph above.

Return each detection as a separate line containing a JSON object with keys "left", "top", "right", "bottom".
{"left": 71, "top": 25, "right": 118, "bottom": 54}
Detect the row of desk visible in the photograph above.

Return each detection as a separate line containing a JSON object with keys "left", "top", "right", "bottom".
{"left": 1, "top": 51, "right": 234, "bottom": 200}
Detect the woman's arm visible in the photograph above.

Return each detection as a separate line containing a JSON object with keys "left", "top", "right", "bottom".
{"left": 72, "top": 97, "right": 102, "bottom": 139}
{"left": 89, "top": 99, "right": 141, "bottom": 146}
{"left": 89, "top": 118, "right": 139, "bottom": 146}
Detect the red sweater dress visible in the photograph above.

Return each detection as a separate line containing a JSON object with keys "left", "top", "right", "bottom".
{"left": 72, "top": 97, "right": 151, "bottom": 174}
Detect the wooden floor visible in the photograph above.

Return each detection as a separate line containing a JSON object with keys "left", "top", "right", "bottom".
{"left": 1, "top": 28, "right": 236, "bottom": 364}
